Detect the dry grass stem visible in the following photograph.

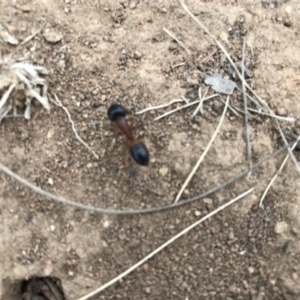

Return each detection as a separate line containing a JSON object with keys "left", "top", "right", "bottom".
{"left": 51, "top": 93, "right": 99, "bottom": 160}
{"left": 77, "top": 187, "right": 254, "bottom": 300}
{"left": 232, "top": 104, "right": 295, "bottom": 122}
{"left": 154, "top": 94, "right": 219, "bottom": 121}
{"left": 163, "top": 27, "right": 191, "bottom": 54}
{"left": 241, "top": 37, "right": 252, "bottom": 174}
{"left": 174, "top": 95, "right": 230, "bottom": 203}
{"left": 21, "top": 28, "right": 43, "bottom": 45}
{"left": 259, "top": 137, "right": 300, "bottom": 208}
{"left": 193, "top": 87, "right": 209, "bottom": 116}
{"left": 135, "top": 98, "right": 187, "bottom": 115}
{"left": 219, "top": 97, "right": 243, "bottom": 118}
{"left": 275, "top": 120, "right": 300, "bottom": 174}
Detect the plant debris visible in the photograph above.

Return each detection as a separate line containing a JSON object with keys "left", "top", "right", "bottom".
{"left": 0, "top": 54, "right": 50, "bottom": 121}
{"left": 0, "top": 22, "right": 18, "bottom": 45}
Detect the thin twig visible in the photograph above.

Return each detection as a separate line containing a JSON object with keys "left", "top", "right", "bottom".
{"left": 154, "top": 94, "right": 219, "bottom": 121}
{"left": 0, "top": 83, "right": 16, "bottom": 112}
{"left": 51, "top": 93, "right": 99, "bottom": 160}
{"left": 259, "top": 137, "right": 300, "bottom": 208}
{"left": 163, "top": 28, "right": 191, "bottom": 54}
{"left": 231, "top": 104, "right": 295, "bottom": 122}
{"left": 241, "top": 37, "right": 252, "bottom": 175}
{"left": 21, "top": 27, "right": 43, "bottom": 45}
{"left": 77, "top": 187, "right": 254, "bottom": 300}
{"left": 174, "top": 96, "right": 229, "bottom": 203}
{"left": 219, "top": 97, "right": 243, "bottom": 119}
{"left": 193, "top": 87, "right": 209, "bottom": 116}
{"left": 0, "top": 142, "right": 293, "bottom": 215}
{"left": 275, "top": 119, "right": 300, "bottom": 175}
{"left": 135, "top": 99, "right": 187, "bottom": 115}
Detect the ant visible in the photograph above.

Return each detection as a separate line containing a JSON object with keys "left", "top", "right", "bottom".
{"left": 107, "top": 104, "right": 149, "bottom": 166}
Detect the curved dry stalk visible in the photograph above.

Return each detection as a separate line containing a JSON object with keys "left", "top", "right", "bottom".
{"left": 154, "top": 94, "right": 219, "bottom": 121}
{"left": 275, "top": 119, "right": 300, "bottom": 175}
{"left": 77, "top": 187, "right": 254, "bottom": 300}
{"left": 192, "top": 87, "right": 209, "bottom": 116}
{"left": 163, "top": 27, "right": 191, "bottom": 54}
{"left": 241, "top": 37, "right": 252, "bottom": 175}
{"left": 259, "top": 138, "right": 300, "bottom": 208}
{"left": 230, "top": 104, "right": 295, "bottom": 122}
{"left": 51, "top": 93, "right": 99, "bottom": 160}
{"left": 174, "top": 95, "right": 229, "bottom": 203}
{"left": 135, "top": 98, "right": 186, "bottom": 115}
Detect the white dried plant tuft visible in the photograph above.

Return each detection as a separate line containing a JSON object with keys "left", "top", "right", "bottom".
{"left": 0, "top": 54, "right": 50, "bottom": 122}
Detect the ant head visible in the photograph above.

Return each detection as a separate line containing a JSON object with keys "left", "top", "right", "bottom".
{"left": 107, "top": 104, "right": 127, "bottom": 121}
{"left": 130, "top": 142, "right": 149, "bottom": 166}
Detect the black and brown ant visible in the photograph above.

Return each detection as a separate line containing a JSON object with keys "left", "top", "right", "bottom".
{"left": 107, "top": 104, "right": 149, "bottom": 166}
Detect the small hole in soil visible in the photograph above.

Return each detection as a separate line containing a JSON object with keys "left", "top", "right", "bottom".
{"left": 1, "top": 276, "right": 64, "bottom": 300}
{"left": 20, "top": 276, "right": 66, "bottom": 300}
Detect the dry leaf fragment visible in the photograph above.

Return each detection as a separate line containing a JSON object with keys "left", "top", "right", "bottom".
{"left": 205, "top": 74, "right": 237, "bottom": 95}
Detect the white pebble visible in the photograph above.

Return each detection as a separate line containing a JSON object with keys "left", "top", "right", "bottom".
{"left": 103, "top": 220, "right": 110, "bottom": 228}
{"left": 285, "top": 5, "right": 292, "bottom": 15}
{"left": 274, "top": 221, "right": 288, "bottom": 234}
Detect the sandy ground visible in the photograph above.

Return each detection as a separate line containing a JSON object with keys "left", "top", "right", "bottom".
{"left": 1, "top": 0, "right": 300, "bottom": 299}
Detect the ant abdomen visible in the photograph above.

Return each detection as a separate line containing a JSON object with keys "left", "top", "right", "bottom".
{"left": 130, "top": 142, "right": 149, "bottom": 166}
{"left": 107, "top": 104, "right": 127, "bottom": 122}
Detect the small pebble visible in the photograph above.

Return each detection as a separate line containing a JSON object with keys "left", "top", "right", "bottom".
{"left": 194, "top": 210, "right": 201, "bottom": 217}
{"left": 20, "top": 5, "right": 31, "bottom": 12}
{"left": 43, "top": 260, "right": 53, "bottom": 276}
{"left": 291, "top": 272, "right": 298, "bottom": 282}
{"left": 219, "top": 31, "right": 228, "bottom": 42}
{"left": 228, "top": 232, "right": 235, "bottom": 240}
{"left": 25, "top": 212, "right": 33, "bottom": 222}
{"left": 129, "top": 2, "right": 137, "bottom": 9}
{"left": 103, "top": 220, "right": 110, "bottom": 228}
{"left": 159, "top": 167, "right": 169, "bottom": 177}
{"left": 47, "top": 129, "right": 55, "bottom": 139}
{"left": 183, "top": 189, "right": 190, "bottom": 195}
{"left": 50, "top": 224, "right": 55, "bottom": 232}
{"left": 48, "top": 178, "right": 54, "bottom": 185}
{"left": 282, "top": 239, "right": 294, "bottom": 254}
{"left": 277, "top": 107, "right": 286, "bottom": 115}
{"left": 134, "top": 51, "right": 142, "bottom": 59}
{"left": 283, "top": 21, "right": 292, "bottom": 28}
{"left": 274, "top": 221, "right": 288, "bottom": 234}
{"left": 285, "top": 5, "right": 292, "bottom": 15}
{"left": 68, "top": 271, "right": 74, "bottom": 276}
{"left": 43, "top": 31, "right": 63, "bottom": 43}
{"left": 78, "top": 93, "right": 85, "bottom": 100}
{"left": 203, "top": 198, "right": 213, "bottom": 205}
{"left": 87, "top": 162, "right": 93, "bottom": 169}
